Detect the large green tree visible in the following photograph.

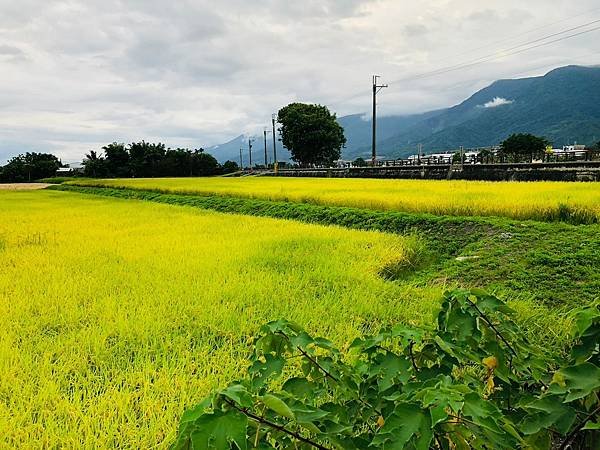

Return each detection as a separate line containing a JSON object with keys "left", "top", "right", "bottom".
{"left": 500, "top": 133, "right": 549, "bottom": 163}
{"left": 277, "top": 103, "right": 346, "bottom": 166}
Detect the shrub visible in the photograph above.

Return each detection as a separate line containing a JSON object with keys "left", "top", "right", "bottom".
{"left": 174, "top": 290, "right": 599, "bottom": 449}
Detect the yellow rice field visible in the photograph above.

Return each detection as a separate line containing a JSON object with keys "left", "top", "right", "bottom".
{"left": 0, "top": 190, "right": 440, "bottom": 448}
{"left": 69, "top": 177, "right": 600, "bottom": 222}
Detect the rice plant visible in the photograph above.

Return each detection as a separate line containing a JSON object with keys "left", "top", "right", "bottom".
{"left": 67, "top": 177, "right": 600, "bottom": 223}
{"left": 0, "top": 190, "right": 439, "bottom": 448}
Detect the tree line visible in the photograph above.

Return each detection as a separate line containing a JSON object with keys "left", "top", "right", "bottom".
{"left": 0, "top": 152, "right": 62, "bottom": 183}
{"left": 82, "top": 142, "right": 238, "bottom": 178}
{"left": 0, "top": 143, "right": 238, "bottom": 182}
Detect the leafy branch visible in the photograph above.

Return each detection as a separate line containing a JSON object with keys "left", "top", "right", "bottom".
{"left": 173, "top": 290, "right": 600, "bottom": 450}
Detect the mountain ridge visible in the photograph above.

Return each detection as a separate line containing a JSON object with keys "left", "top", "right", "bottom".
{"left": 209, "top": 66, "right": 600, "bottom": 163}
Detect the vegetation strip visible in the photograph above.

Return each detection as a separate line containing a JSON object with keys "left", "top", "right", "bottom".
{"left": 56, "top": 177, "right": 600, "bottom": 224}
{"left": 50, "top": 184, "right": 495, "bottom": 257}
{"left": 50, "top": 184, "right": 600, "bottom": 308}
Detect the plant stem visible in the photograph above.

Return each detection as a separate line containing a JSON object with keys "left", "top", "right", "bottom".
{"left": 409, "top": 341, "right": 419, "bottom": 372}
{"left": 465, "top": 297, "right": 517, "bottom": 358}
{"left": 559, "top": 405, "right": 600, "bottom": 450}
{"left": 224, "top": 399, "right": 331, "bottom": 450}
{"left": 296, "top": 346, "right": 339, "bottom": 382}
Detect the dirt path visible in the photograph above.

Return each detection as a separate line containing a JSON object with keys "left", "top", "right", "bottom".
{"left": 0, "top": 183, "right": 52, "bottom": 190}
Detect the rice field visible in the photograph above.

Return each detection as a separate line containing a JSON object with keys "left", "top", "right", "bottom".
{"left": 68, "top": 177, "right": 600, "bottom": 222}
{"left": 0, "top": 189, "right": 442, "bottom": 448}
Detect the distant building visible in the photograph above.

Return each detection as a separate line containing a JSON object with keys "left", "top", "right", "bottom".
{"left": 549, "top": 145, "right": 589, "bottom": 160}
{"left": 56, "top": 162, "right": 84, "bottom": 176}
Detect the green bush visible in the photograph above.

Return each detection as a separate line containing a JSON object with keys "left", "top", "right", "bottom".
{"left": 173, "top": 290, "right": 599, "bottom": 449}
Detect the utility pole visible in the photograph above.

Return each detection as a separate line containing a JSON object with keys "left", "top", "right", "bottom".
{"left": 263, "top": 128, "right": 270, "bottom": 167}
{"left": 418, "top": 143, "right": 422, "bottom": 165}
{"left": 272, "top": 113, "right": 278, "bottom": 171}
{"left": 372, "top": 75, "right": 388, "bottom": 166}
{"left": 239, "top": 148, "right": 243, "bottom": 171}
{"left": 248, "top": 138, "right": 254, "bottom": 170}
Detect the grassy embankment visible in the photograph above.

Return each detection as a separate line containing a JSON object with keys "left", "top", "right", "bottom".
{"left": 53, "top": 183, "right": 600, "bottom": 308}
{"left": 64, "top": 176, "right": 600, "bottom": 224}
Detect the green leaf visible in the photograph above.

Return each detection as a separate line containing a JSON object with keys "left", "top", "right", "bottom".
{"left": 373, "top": 353, "right": 412, "bottom": 391}
{"left": 582, "top": 421, "right": 600, "bottom": 430}
{"left": 282, "top": 377, "right": 317, "bottom": 400}
{"left": 220, "top": 385, "right": 254, "bottom": 409}
{"left": 260, "top": 394, "right": 295, "bottom": 420}
{"left": 290, "top": 404, "right": 329, "bottom": 423}
{"left": 430, "top": 405, "right": 448, "bottom": 427}
{"left": 179, "top": 396, "right": 213, "bottom": 425}
{"left": 189, "top": 410, "right": 248, "bottom": 450}
{"left": 518, "top": 396, "right": 576, "bottom": 435}
{"left": 555, "top": 363, "right": 600, "bottom": 402}
{"left": 572, "top": 305, "right": 600, "bottom": 338}
{"left": 248, "top": 354, "right": 285, "bottom": 387}
{"left": 462, "top": 393, "right": 505, "bottom": 435}
{"left": 371, "top": 403, "right": 432, "bottom": 450}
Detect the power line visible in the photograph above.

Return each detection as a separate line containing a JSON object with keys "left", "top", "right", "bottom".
{"left": 328, "top": 18, "right": 600, "bottom": 108}
{"left": 389, "top": 19, "right": 600, "bottom": 84}
{"left": 435, "top": 6, "right": 600, "bottom": 65}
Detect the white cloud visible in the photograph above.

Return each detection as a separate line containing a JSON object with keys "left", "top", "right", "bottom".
{"left": 482, "top": 97, "right": 515, "bottom": 108}
{"left": 0, "top": 0, "right": 598, "bottom": 162}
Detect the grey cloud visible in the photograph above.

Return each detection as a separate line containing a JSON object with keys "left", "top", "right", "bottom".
{"left": 0, "top": 0, "right": 599, "bottom": 163}
{"left": 0, "top": 44, "right": 23, "bottom": 55}
{"left": 403, "top": 24, "right": 428, "bottom": 37}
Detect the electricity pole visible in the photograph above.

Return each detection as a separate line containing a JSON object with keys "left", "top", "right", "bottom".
{"left": 272, "top": 113, "right": 278, "bottom": 170}
{"left": 239, "top": 148, "right": 243, "bottom": 171}
{"left": 248, "top": 138, "right": 254, "bottom": 169}
{"left": 372, "top": 75, "right": 388, "bottom": 166}
{"left": 263, "top": 128, "right": 270, "bottom": 167}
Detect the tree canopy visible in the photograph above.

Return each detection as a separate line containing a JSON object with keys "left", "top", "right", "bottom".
{"left": 277, "top": 103, "right": 346, "bottom": 166}
{"left": 0, "top": 152, "right": 62, "bottom": 183}
{"left": 81, "top": 142, "right": 229, "bottom": 178}
{"left": 500, "top": 133, "right": 550, "bottom": 162}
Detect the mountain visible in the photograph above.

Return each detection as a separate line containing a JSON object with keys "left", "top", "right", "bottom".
{"left": 206, "top": 134, "right": 292, "bottom": 166}
{"left": 208, "top": 66, "right": 600, "bottom": 162}
{"left": 351, "top": 65, "right": 600, "bottom": 159}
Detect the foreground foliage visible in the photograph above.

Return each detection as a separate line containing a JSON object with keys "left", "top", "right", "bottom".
{"left": 175, "top": 290, "right": 600, "bottom": 449}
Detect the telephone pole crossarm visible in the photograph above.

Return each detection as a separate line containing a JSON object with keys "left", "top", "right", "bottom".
{"left": 372, "top": 75, "right": 388, "bottom": 166}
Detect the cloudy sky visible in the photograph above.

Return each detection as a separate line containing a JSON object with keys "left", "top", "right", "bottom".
{"left": 1, "top": 0, "right": 599, "bottom": 162}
